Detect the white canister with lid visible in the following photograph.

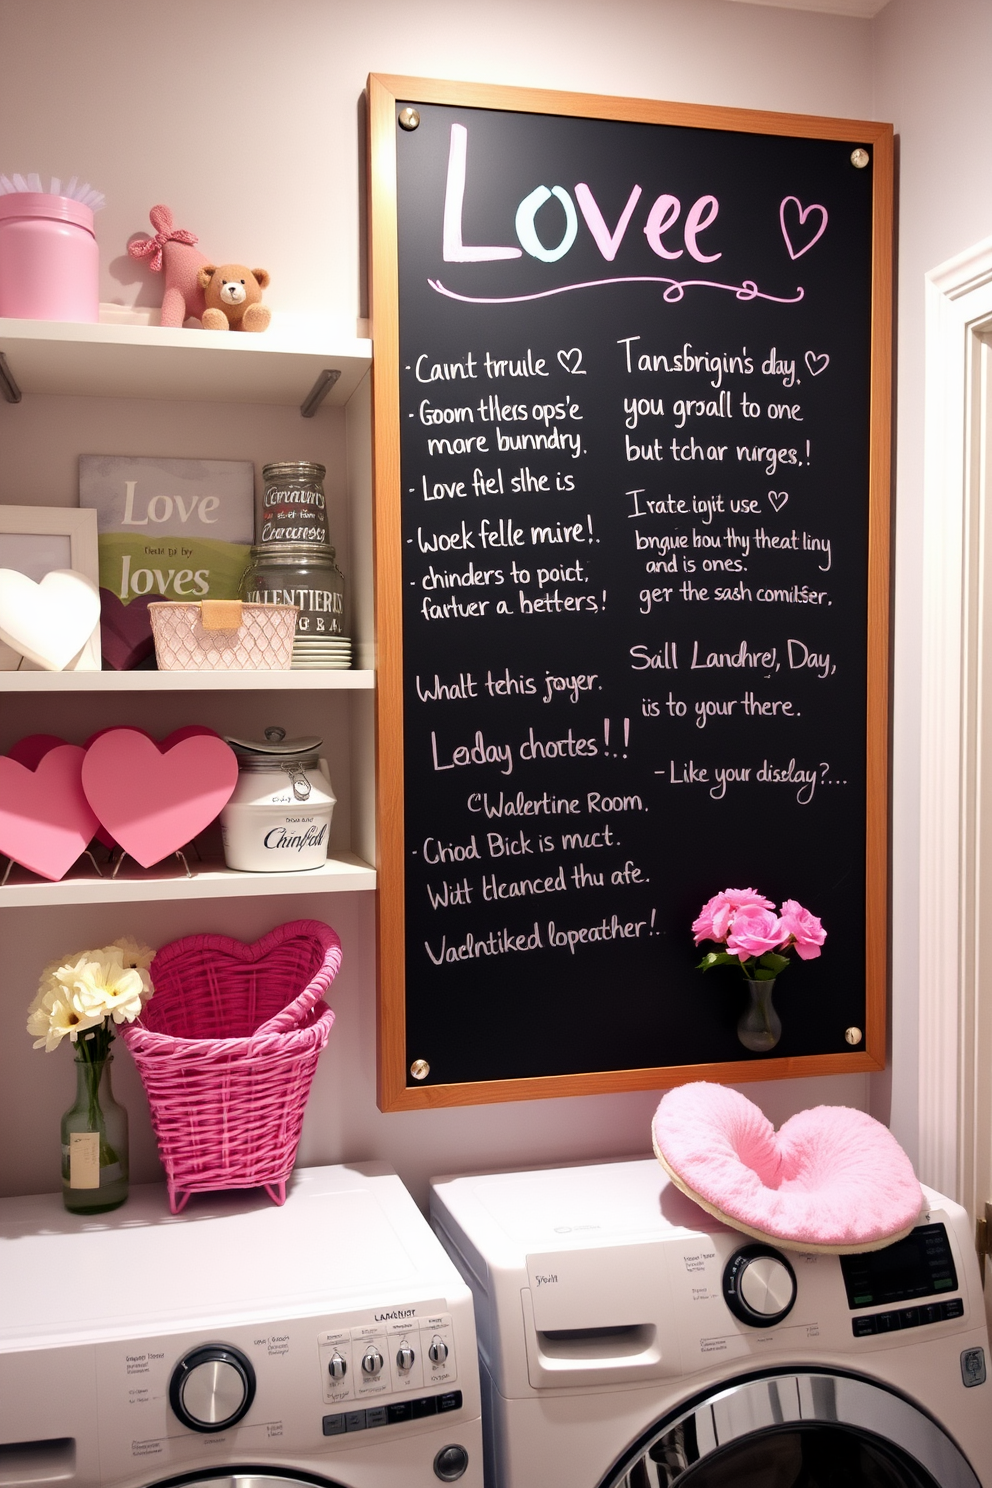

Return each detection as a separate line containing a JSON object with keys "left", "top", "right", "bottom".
{"left": 220, "top": 727, "right": 336, "bottom": 872}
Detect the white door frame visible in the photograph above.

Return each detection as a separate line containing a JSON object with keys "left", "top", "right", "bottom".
{"left": 920, "top": 235, "right": 992, "bottom": 1214}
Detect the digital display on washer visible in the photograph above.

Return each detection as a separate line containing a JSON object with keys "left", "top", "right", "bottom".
{"left": 840, "top": 1223, "right": 958, "bottom": 1310}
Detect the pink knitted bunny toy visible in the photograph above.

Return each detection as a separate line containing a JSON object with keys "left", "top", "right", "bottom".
{"left": 128, "top": 205, "right": 211, "bottom": 328}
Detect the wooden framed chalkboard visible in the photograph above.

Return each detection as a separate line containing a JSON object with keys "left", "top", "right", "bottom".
{"left": 368, "top": 75, "right": 892, "bottom": 1111}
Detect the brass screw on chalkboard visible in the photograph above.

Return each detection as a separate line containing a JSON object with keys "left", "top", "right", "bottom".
{"left": 845, "top": 1027, "right": 863, "bottom": 1045}
{"left": 398, "top": 108, "right": 421, "bottom": 131}
{"left": 850, "top": 148, "right": 870, "bottom": 169}
{"left": 410, "top": 1058, "right": 430, "bottom": 1080}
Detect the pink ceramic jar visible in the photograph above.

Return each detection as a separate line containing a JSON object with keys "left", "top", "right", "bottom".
{"left": 0, "top": 193, "right": 99, "bottom": 322}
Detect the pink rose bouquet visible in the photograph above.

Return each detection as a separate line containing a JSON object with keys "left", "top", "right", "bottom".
{"left": 693, "top": 887, "right": 825, "bottom": 981}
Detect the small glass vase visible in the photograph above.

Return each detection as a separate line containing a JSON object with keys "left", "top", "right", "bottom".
{"left": 737, "top": 978, "right": 782, "bottom": 1053}
{"left": 60, "top": 1050, "right": 129, "bottom": 1213}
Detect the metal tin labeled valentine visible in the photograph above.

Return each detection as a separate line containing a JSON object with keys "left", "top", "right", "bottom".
{"left": 240, "top": 543, "right": 346, "bottom": 639}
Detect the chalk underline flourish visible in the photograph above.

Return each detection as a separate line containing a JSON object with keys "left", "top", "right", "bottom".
{"left": 427, "top": 276, "right": 804, "bottom": 306}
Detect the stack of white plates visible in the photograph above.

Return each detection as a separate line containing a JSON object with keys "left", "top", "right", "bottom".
{"left": 291, "top": 635, "right": 353, "bottom": 670}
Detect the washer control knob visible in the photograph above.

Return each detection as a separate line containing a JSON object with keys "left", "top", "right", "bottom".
{"left": 723, "top": 1245, "right": 797, "bottom": 1328}
{"left": 361, "top": 1345, "right": 384, "bottom": 1377}
{"left": 428, "top": 1336, "right": 449, "bottom": 1365}
{"left": 396, "top": 1343, "right": 416, "bottom": 1372}
{"left": 169, "top": 1344, "right": 256, "bottom": 1433}
{"left": 327, "top": 1351, "right": 347, "bottom": 1381}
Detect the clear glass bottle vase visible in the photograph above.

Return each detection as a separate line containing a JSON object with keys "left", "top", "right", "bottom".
{"left": 736, "top": 978, "right": 782, "bottom": 1053}
{"left": 60, "top": 1050, "right": 129, "bottom": 1213}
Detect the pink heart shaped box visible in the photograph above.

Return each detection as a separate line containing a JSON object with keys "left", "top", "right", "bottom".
{"left": 81, "top": 728, "right": 238, "bottom": 867}
{"left": 84, "top": 726, "right": 220, "bottom": 751}
{"left": 0, "top": 745, "right": 100, "bottom": 880}
{"left": 7, "top": 734, "right": 71, "bottom": 769}
{"left": 84, "top": 726, "right": 157, "bottom": 849}
{"left": 159, "top": 725, "right": 220, "bottom": 749}
{"left": 5, "top": 732, "right": 114, "bottom": 858}
{"left": 80, "top": 727, "right": 223, "bottom": 850}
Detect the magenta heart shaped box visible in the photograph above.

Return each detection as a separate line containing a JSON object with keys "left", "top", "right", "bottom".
{"left": 0, "top": 727, "right": 239, "bottom": 879}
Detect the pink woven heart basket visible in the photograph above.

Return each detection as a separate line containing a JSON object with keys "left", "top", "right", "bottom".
{"left": 121, "top": 919, "right": 340, "bottom": 1213}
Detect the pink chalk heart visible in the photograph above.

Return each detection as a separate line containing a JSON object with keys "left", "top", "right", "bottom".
{"left": 805, "top": 350, "right": 829, "bottom": 377}
{"left": 0, "top": 745, "right": 100, "bottom": 880}
{"left": 779, "top": 197, "right": 828, "bottom": 260}
{"left": 82, "top": 728, "right": 239, "bottom": 868}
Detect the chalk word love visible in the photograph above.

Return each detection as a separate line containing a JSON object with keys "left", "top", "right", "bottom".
{"left": 443, "top": 123, "right": 722, "bottom": 266}
{"left": 780, "top": 198, "right": 829, "bottom": 260}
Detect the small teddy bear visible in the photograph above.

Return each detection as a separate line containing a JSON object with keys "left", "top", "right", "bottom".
{"left": 198, "top": 264, "right": 271, "bottom": 332}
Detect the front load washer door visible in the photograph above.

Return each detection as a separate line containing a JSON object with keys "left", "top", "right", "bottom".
{"left": 601, "top": 1371, "right": 980, "bottom": 1488}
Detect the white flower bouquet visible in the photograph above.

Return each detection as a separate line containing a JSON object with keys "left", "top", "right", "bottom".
{"left": 27, "top": 937, "right": 155, "bottom": 1059}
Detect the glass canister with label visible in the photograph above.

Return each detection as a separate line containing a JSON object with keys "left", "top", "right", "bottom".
{"left": 240, "top": 543, "right": 349, "bottom": 665}
{"left": 221, "top": 728, "right": 336, "bottom": 872}
{"left": 258, "top": 461, "right": 328, "bottom": 546}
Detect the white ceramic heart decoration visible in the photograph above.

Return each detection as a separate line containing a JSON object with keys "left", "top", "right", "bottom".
{"left": 0, "top": 569, "right": 101, "bottom": 671}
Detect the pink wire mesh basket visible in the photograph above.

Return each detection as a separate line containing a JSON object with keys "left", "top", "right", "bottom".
{"left": 120, "top": 919, "right": 340, "bottom": 1213}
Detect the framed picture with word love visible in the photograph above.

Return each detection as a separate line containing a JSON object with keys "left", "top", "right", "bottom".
{"left": 80, "top": 454, "right": 253, "bottom": 670}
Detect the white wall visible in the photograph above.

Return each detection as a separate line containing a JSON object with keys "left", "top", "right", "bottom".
{"left": 0, "top": 0, "right": 881, "bottom": 1208}
{"left": 871, "top": 0, "right": 992, "bottom": 1170}
{"left": 0, "top": 0, "right": 872, "bottom": 334}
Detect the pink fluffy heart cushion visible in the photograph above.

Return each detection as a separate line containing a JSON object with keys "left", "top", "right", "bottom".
{"left": 651, "top": 1083, "right": 924, "bottom": 1253}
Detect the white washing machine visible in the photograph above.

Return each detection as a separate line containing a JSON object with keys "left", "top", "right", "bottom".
{"left": 430, "top": 1157, "right": 992, "bottom": 1488}
{"left": 0, "top": 1162, "right": 482, "bottom": 1488}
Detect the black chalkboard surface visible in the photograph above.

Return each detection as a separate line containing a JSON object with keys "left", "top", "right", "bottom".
{"left": 369, "top": 77, "right": 892, "bottom": 1110}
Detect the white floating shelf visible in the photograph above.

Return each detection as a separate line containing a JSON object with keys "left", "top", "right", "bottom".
{"left": 0, "top": 316, "right": 371, "bottom": 407}
{"left": 0, "top": 669, "right": 374, "bottom": 692}
{"left": 0, "top": 851, "right": 376, "bottom": 907}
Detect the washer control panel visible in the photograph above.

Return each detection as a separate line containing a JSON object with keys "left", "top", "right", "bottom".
{"left": 318, "top": 1312, "right": 457, "bottom": 1408}
{"left": 841, "top": 1224, "right": 958, "bottom": 1312}
{"left": 852, "top": 1295, "right": 964, "bottom": 1337}
{"left": 322, "top": 1387, "right": 463, "bottom": 1437}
